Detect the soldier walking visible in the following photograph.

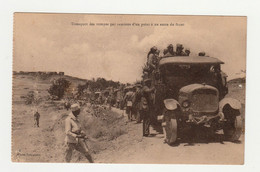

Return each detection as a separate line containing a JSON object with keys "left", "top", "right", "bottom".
{"left": 107, "top": 95, "right": 112, "bottom": 110}
{"left": 123, "top": 86, "right": 135, "bottom": 121}
{"left": 64, "top": 103, "right": 94, "bottom": 163}
{"left": 33, "top": 109, "right": 40, "bottom": 127}
{"left": 132, "top": 84, "right": 143, "bottom": 123}
{"left": 141, "top": 79, "right": 155, "bottom": 137}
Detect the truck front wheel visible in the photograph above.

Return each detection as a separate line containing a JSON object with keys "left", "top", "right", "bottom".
{"left": 223, "top": 115, "right": 242, "bottom": 141}
{"left": 165, "top": 118, "right": 178, "bottom": 145}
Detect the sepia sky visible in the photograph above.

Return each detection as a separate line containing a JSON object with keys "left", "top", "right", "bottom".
{"left": 13, "top": 13, "right": 246, "bottom": 83}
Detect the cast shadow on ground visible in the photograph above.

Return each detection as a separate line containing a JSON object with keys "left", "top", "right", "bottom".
{"left": 152, "top": 125, "right": 242, "bottom": 146}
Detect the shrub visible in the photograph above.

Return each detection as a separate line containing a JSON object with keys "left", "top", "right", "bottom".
{"left": 24, "top": 91, "right": 42, "bottom": 105}
{"left": 48, "top": 78, "right": 71, "bottom": 100}
{"left": 25, "top": 91, "right": 35, "bottom": 104}
{"left": 79, "top": 107, "right": 127, "bottom": 141}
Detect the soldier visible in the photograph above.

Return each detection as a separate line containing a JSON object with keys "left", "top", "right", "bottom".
{"left": 198, "top": 52, "right": 206, "bottom": 56}
{"left": 147, "top": 46, "right": 158, "bottom": 74}
{"left": 147, "top": 46, "right": 157, "bottom": 58}
{"left": 64, "top": 99, "right": 71, "bottom": 111}
{"left": 64, "top": 104, "right": 94, "bottom": 163}
{"left": 154, "top": 49, "right": 162, "bottom": 62}
{"left": 123, "top": 86, "right": 135, "bottom": 121}
{"left": 33, "top": 109, "right": 40, "bottom": 127}
{"left": 142, "top": 71, "right": 149, "bottom": 80}
{"left": 107, "top": 95, "right": 112, "bottom": 110}
{"left": 176, "top": 44, "right": 187, "bottom": 56}
{"left": 132, "top": 84, "right": 143, "bottom": 123}
{"left": 185, "top": 48, "right": 190, "bottom": 56}
{"left": 141, "top": 79, "right": 155, "bottom": 136}
{"left": 163, "top": 49, "right": 168, "bottom": 56}
{"left": 164, "top": 44, "right": 176, "bottom": 57}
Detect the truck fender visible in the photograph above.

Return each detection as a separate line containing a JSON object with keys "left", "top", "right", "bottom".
{"left": 219, "top": 98, "right": 241, "bottom": 112}
{"left": 163, "top": 99, "right": 180, "bottom": 111}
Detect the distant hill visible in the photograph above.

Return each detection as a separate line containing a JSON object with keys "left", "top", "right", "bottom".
{"left": 13, "top": 72, "right": 123, "bottom": 102}
{"left": 12, "top": 73, "right": 86, "bottom": 102}
{"left": 228, "top": 77, "right": 246, "bottom": 84}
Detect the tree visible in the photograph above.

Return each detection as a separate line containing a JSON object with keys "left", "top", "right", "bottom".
{"left": 77, "top": 82, "right": 89, "bottom": 99}
{"left": 48, "top": 78, "right": 71, "bottom": 100}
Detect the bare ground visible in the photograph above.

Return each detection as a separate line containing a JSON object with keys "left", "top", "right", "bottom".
{"left": 11, "top": 104, "right": 244, "bottom": 164}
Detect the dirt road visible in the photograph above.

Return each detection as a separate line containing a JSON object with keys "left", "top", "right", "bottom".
{"left": 95, "top": 108, "right": 244, "bottom": 164}
{"left": 12, "top": 104, "right": 244, "bottom": 164}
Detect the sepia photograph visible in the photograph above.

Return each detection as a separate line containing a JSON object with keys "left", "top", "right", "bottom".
{"left": 12, "top": 13, "right": 246, "bottom": 164}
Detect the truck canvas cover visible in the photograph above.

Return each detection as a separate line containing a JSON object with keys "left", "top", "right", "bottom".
{"left": 159, "top": 56, "right": 224, "bottom": 66}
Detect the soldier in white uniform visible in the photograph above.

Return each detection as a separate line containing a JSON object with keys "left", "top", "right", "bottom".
{"left": 64, "top": 104, "right": 94, "bottom": 163}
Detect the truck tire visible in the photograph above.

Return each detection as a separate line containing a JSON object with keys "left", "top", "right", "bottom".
{"left": 223, "top": 115, "right": 242, "bottom": 141}
{"left": 165, "top": 118, "right": 178, "bottom": 145}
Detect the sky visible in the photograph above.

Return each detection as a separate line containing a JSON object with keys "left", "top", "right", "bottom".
{"left": 13, "top": 13, "right": 247, "bottom": 83}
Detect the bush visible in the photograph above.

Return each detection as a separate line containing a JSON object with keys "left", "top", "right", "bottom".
{"left": 24, "top": 91, "right": 42, "bottom": 105}
{"left": 79, "top": 107, "right": 127, "bottom": 141}
{"left": 25, "top": 91, "right": 35, "bottom": 104}
{"left": 48, "top": 78, "right": 71, "bottom": 100}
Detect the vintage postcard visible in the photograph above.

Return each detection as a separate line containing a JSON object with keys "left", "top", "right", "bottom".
{"left": 12, "top": 13, "right": 246, "bottom": 164}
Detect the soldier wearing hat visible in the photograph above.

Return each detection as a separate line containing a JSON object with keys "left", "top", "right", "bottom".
{"left": 198, "top": 52, "right": 206, "bottom": 56}
{"left": 64, "top": 103, "right": 94, "bottom": 163}
{"left": 163, "top": 44, "right": 177, "bottom": 58}
{"left": 163, "top": 49, "right": 168, "bottom": 56}
{"left": 176, "top": 44, "right": 187, "bottom": 56}
{"left": 147, "top": 46, "right": 158, "bottom": 75}
{"left": 141, "top": 79, "right": 155, "bottom": 136}
{"left": 185, "top": 48, "right": 190, "bottom": 56}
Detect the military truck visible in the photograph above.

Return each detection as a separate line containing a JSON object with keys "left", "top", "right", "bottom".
{"left": 151, "top": 56, "right": 242, "bottom": 145}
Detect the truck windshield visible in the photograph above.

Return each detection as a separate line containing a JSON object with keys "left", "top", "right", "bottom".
{"left": 161, "top": 64, "right": 220, "bottom": 89}
{"left": 164, "top": 64, "right": 211, "bottom": 77}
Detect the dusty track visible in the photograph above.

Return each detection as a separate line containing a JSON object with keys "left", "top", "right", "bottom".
{"left": 12, "top": 105, "right": 244, "bottom": 164}
{"left": 96, "top": 108, "right": 244, "bottom": 164}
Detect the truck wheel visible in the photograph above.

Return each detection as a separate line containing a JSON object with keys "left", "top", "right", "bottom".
{"left": 223, "top": 115, "right": 242, "bottom": 141}
{"left": 165, "top": 118, "right": 178, "bottom": 145}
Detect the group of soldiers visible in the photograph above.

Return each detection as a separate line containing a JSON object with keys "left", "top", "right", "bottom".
{"left": 163, "top": 43, "right": 190, "bottom": 57}
{"left": 31, "top": 76, "right": 154, "bottom": 163}
{"left": 123, "top": 79, "right": 155, "bottom": 137}
{"left": 62, "top": 79, "right": 156, "bottom": 163}
{"left": 145, "top": 44, "right": 191, "bottom": 79}
{"left": 61, "top": 80, "right": 155, "bottom": 163}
